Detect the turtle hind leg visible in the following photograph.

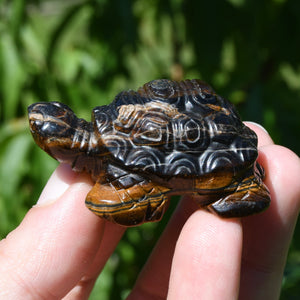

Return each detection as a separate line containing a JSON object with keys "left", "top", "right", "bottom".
{"left": 208, "top": 171, "right": 271, "bottom": 218}
{"left": 85, "top": 169, "right": 170, "bottom": 226}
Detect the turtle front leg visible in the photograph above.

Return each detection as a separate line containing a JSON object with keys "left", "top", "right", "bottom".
{"left": 207, "top": 164, "right": 271, "bottom": 218}
{"left": 85, "top": 166, "right": 170, "bottom": 226}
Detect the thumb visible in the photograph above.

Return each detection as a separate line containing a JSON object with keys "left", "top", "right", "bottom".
{"left": 0, "top": 164, "right": 104, "bottom": 299}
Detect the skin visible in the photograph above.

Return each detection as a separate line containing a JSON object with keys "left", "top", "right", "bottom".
{"left": 0, "top": 123, "right": 299, "bottom": 299}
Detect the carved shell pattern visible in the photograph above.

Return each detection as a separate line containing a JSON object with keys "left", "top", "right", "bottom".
{"left": 93, "top": 80, "right": 258, "bottom": 177}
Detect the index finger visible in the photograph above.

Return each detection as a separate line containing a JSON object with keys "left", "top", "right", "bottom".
{"left": 0, "top": 164, "right": 125, "bottom": 299}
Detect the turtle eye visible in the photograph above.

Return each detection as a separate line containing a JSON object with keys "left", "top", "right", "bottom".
{"left": 41, "top": 121, "right": 63, "bottom": 136}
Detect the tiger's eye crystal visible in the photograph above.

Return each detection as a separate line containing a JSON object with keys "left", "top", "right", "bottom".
{"left": 28, "top": 79, "right": 270, "bottom": 226}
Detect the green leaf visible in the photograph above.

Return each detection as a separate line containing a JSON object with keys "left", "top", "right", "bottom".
{"left": 0, "top": 133, "right": 31, "bottom": 199}
{"left": 0, "top": 33, "right": 26, "bottom": 120}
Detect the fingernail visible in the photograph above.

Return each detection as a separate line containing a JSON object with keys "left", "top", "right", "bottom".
{"left": 36, "top": 165, "right": 73, "bottom": 206}
{"left": 245, "top": 121, "right": 269, "bottom": 134}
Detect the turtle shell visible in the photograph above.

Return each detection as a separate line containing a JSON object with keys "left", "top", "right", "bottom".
{"left": 92, "top": 79, "right": 258, "bottom": 178}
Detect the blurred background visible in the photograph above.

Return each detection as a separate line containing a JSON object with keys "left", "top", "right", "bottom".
{"left": 0, "top": 0, "right": 299, "bottom": 298}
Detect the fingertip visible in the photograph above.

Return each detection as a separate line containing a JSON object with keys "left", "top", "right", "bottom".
{"left": 260, "top": 144, "right": 300, "bottom": 217}
{"left": 176, "top": 210, "right": 242, "bottom": 258}
{"left": 37, "top": 164, "right": 93, "bottom": 206}
{"left": 168, "top": 211, "right": 242, "bottom": 299}
{"left": 244, "top": 121, "right": 274, "bottom": 148}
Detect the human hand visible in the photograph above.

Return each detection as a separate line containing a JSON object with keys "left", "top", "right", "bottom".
{"left": 0, "top": 123, "right": 299, "bottom": 299}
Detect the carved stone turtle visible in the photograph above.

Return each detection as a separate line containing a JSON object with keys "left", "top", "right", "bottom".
{"left": 28, "top": 79, "right": 270, "bottom": 226}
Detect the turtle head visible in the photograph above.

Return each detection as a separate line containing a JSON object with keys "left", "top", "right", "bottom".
{"left": 28, "top": 102, "right": 91, "bottom": 166}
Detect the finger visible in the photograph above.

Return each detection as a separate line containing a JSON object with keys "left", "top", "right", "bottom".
{"left": 63, "top": 221, "right": 125, "bottom": 300}
{"left": 0, "top": 164, "right": 125, "bottom": 299}
{"left": 168, "top": 211, "right": 242, "bottom": 299}
{"left": 240, "top": 145, "right": 300, "bottom": 299}
{"left": 128, "top": 196, "right": 199, "bottom": 299}
{"left": 130, "top": 198, "right": 242, "bottom": 300}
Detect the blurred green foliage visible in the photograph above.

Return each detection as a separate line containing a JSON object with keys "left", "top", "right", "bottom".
{"left": 0, "top": 0, "right": 299, "bottom": 298}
